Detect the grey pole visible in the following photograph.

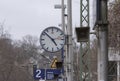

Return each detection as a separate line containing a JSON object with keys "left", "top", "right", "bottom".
{"left": 61, "top": 0, "right": 65, "bottom": 32}
{"left": 67, "top": 0, "right": 73, "bottom": 81}
{"left": 117, "top": 34, "right": 120, "bottom": 81}
{"left": 117, "top": 62, "right": 120, "bottom": 81}
{"left": 97, "top": 0, "right": 108, "bottom": 81}
{"left": 61, "top": 0, "right": 68, "bottom": 81}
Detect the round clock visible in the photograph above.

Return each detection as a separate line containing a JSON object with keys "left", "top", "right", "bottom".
{"left": 40, "top": 26, "right": 65, "bottom": 52}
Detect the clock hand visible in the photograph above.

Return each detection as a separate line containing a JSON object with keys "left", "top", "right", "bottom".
{"left": 52, "top": 39, "right": 57, "bottom": 46}
{"left": 44, "top": 32, "right": 52, "bottom": 39}
{"left": 44, "top": 32, "right": 57, "bottom": 46}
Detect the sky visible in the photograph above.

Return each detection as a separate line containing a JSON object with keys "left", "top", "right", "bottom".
{"left": 0, "top": 0, "right": 94, "bottom": 40}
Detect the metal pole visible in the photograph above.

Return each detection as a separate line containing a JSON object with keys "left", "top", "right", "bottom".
{"left": 67, "top": 0, "right": 73, "bottom": 81}
{"left": 61, "top": 0, "right": 65, "bottom": 32}
{"left": 61, "top": 1, "right": 68, "bottom": 81}
{"left": 80, "top": 0, "right": 90, "bottom": 81}
{"left": 98, "top": 25, "right": 108, "bottom": 81}
{"left": 97, "top": 0, "right": 108, "bottom": 81}
{"left": 117, "top": 34, "right": 120, "bottom": 81}
{"left": 117, "top": 61, "right": 120, "bottom": 81}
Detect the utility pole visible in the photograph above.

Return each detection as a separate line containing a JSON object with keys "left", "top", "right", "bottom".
{"left": 67, "top": 0, "right": 73, "bottom": 81}
{"left": 54, "top": 1, "right": 67, "bottom": 80}
{"left": 96, "top": 0, "right": 108, "bottom": 81}
{"left": 61, "top": 0, "right": 68, "bottom": 81}
{"left": 61, "top": 0, "right": 65, "bottom": 32}
{"left": 79, "top": 0, "right": 90, "bottom": 81}
{"left": 117, "top": 34, "right": 120, "bottom": 81}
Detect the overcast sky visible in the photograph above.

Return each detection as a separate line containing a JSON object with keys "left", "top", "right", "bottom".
{"left": 0, "top": 0, "right": 93, "bottom": 40}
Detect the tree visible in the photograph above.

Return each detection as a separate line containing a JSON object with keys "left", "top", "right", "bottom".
{"left": 0, "top": 25, "right": 38, "bottom": 81}
{"left": 107, "top": 1, "right": 120, "bottom": 81}
{"left": 0, "top": 25, "right": 16, "bottom": 81}
{"left": 108, "top": 0, "right": 120, "bottom": 48}
{"left": 13, "top": 35, "right": 39, "bottom": 64}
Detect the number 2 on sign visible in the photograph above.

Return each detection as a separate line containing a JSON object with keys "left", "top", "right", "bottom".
{"left": 36, "top": 69, "right": 41, "bottom": 78}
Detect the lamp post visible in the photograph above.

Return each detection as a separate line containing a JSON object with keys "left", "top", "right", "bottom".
{"left": 54, "top": 1, "right": 67, "bottom": 81}
{"left": 96, "top": 0, "right": 108, "bottom": 81}
{"left": 67, "top": 0, "right": 73, "bottom": 81}
{"left": 117, "top": 34, "right": 120, "bottom": 81}
{"left": 54, "top": 0, "right": 66, "bottom": 32}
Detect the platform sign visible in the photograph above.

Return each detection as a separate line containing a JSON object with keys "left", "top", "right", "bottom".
{"left": 34, "top": 69, "right": 45, "bottom": 80}
{"left": 34, "top": 69, "right": 61, "bottom": 80}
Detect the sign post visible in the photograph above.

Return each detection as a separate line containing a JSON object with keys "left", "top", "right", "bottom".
{"left": 34, "top": 69, "right": 61, "bottom": 80}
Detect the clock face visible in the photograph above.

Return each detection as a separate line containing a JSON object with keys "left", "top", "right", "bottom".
{"left": 40, "top": 27, "right": 65, "bottom": 52}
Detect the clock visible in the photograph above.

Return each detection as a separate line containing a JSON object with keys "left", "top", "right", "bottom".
{"left": 40, "top": 26, "right": 65, "bottom": 52}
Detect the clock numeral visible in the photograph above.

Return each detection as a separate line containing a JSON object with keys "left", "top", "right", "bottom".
{"left": 52, "top": 48, "right": 54, "bottom": 52}
{"left": 57, "top": 47, "right": 59, "bottom": 50}
{"left": 42, "top": 44, "right": 45, "bottom": 46}
{"left": 52, "top": 28, "right": 54, "bottom": 32}
{"left": 42, "top": 32, "right": 46, "bottom": 36}
{"left": 41, "top": 39, "right": 45, "bottom": 41}
{"left": 61, "top": 39, "right": 64, "bottom": 40}
{"left": 60, "top": 33, "right": 63, "bottom": 35}
{"left": 60, "top": 44, "right": 63, "bottom": 46}
{"left": 56, "top": 29, "right": 59, "bottom": 32}
{"left": 46, "top": 47, "right": 49, "bottom": 50}
{"left": 46, "top": 29, "right": 49, "bottom": 32}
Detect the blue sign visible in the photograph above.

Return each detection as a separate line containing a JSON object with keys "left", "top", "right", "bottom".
{"left": 46, "top": 72, "right": 54, "bottom": 80}
{"left": 33, "top": 69, "right": 45, "bottom": 80}
{"left": 46, "top": 69, "right": 61, "bottom": 80}
{"left": 46, "top": 69, "right": 61, "bottom": 74}
{"left": 33, "top": 69, "right": 61, "bottom": 80}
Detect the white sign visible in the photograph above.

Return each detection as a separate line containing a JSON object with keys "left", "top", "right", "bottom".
{"left": 39, "top": 80, "right": 45, "bottom": 81}
{"left": 58, "top": 78, "right": 64, "bottom": 81}
{"left": 108, "top": 48, "right": 120, "bottom": 61}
